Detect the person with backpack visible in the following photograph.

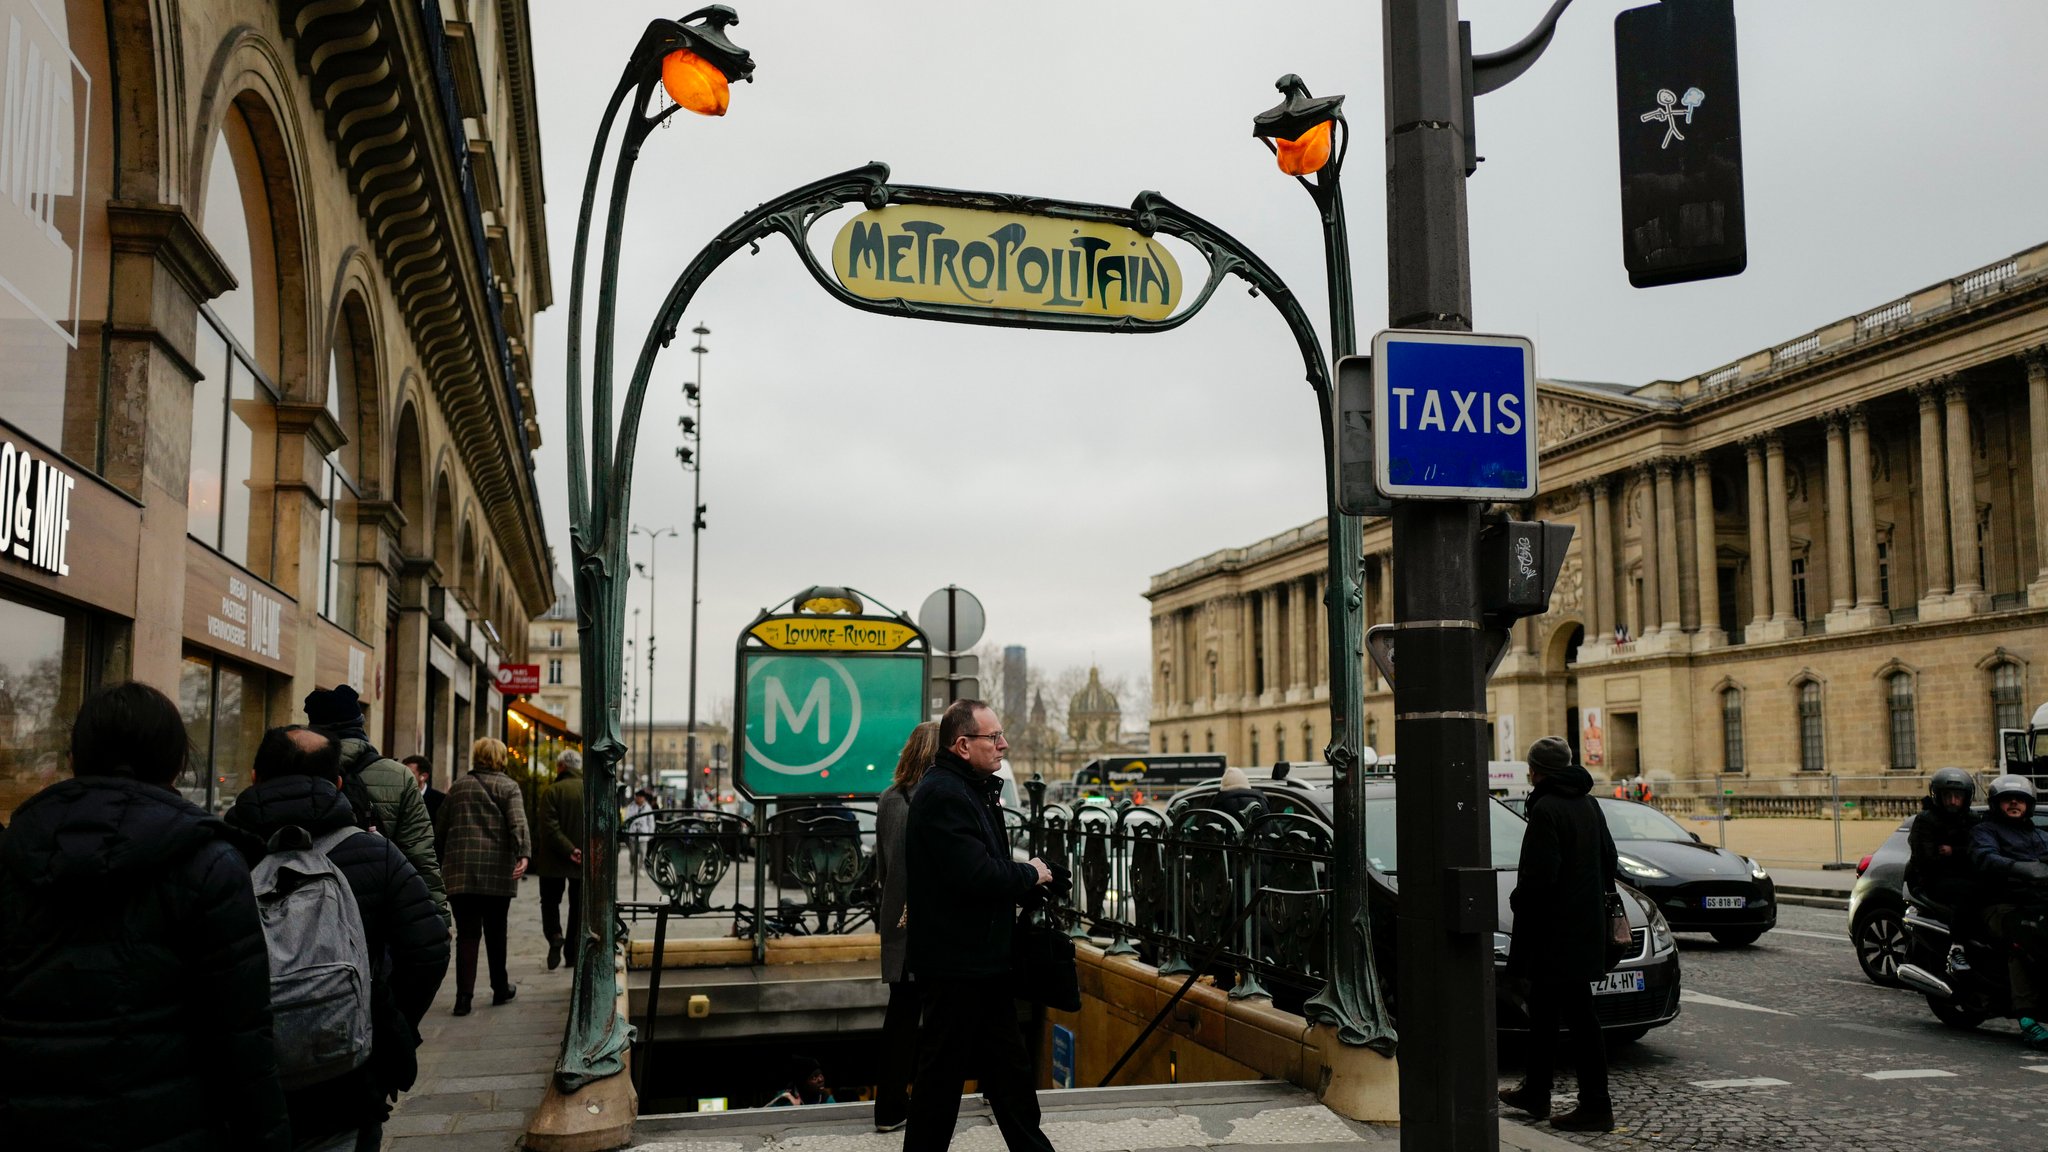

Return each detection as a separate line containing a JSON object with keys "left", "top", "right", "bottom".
{"left": 0, "top": 682, "right": 290, "bottom": 1152}
{"left": 226, "top": 725, "right": 449, "bottom": 1150}
{"left": 305, "top": 685, "right": 449, "bottom": 927}
{"left": 534, "top": 749, "right": 586, "bottom": 972}
{"left": 437, "top": 737, "right": 532, "bottom": 1014}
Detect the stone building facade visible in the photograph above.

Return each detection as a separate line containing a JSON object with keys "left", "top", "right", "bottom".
{"left": 1149, "top": 243, "right": 2048, "bottom": 784}
{"left": 0, "top": 0, "right": 552, "bottom": 819}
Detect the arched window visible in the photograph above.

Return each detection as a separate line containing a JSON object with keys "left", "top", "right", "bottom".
{"left": 1250, "top": 731, "right": 1260, "bottom": 766}
{"left": 1366, "top": 716, "right": 1379, "bottom": 749}
{"left": 1798, "top": 681, "right": 1825, "bottom": 773}
{"left": 1721, "top": 688, "right": 1744, "bottom": 773}
{"left": 1992, "top": 662, "right": 2025, "bottom": 739}
{"left": 1302, "top": 722, "right": 1314, "bottom": 761}
{"left": 1205, "top": 730, "right": 1215, "bottom": 753}
{"left": 1886, "top": 672, "right": 1917, "bottom": 770}
{"left": 1180, "top": 732, "right": 1190, "bottom": 753}
{"left": 189, "top": 106, "right": 280, "bottom": 577}
{"left": 316, "top": 317, "right": 365, "bottom": 631}
{"left": 1275, "top": 725, "right": 1286, "bottom": 763}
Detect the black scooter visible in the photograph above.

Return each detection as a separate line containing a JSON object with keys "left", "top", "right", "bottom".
{"left": 1894, "top": 885, "right": 2048, "bottom": 1030}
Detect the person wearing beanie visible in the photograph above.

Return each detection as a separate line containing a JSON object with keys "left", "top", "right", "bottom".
{"left": 1499, "top": 735, "right": 1620, "bottom": 1133}
{"left": 1209, "top": 765, "right": 1265, "bottom": 825}
{"left": 305, "top": 684, "right": 450, "bottom": 926}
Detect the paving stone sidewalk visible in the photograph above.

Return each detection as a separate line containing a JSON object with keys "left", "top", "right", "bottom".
{"left": 382, "top": 876, "right": 574, "bottom": 1151}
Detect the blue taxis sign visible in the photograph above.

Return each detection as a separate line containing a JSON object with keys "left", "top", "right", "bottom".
{"left": 1372, "top": 329, "right": 1537, "bottom": 501}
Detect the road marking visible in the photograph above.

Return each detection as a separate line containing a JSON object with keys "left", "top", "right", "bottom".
{"left": 2025, "top": 1066, "right": 2048, "bottom": 1075}
{"left": 1681, "top": 990, "right": 1795, "bottom": 1016}
{"left": 1691, "top": 1077, "right": 1790, "bottom": 1089}
{"left": 1860, "top": 1069, "right": 1957, "bottom": 1081}
{"left": 1772, "top": 929, "right": 1849, "bottom": 943}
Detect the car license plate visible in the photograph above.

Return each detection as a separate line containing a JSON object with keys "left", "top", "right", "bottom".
{"left": 1591, "top": 971, "right": 1646, "bottom": 996}
{"left": 1703, "top": 896, "right": 1747, "bottom": 910}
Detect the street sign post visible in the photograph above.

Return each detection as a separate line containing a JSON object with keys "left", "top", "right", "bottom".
{"left": 918, "top": 585, "right": 986, "bottom": 714}
{"left": 734, "top": 605, "right": 928, "bottom": 800}
{"left": 1372, "top": 329, "right": 1536, "bottom": 500}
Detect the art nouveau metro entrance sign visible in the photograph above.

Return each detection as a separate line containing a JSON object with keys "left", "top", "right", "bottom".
{"left": 830, "top": 205, "right": 1182, "bottom": 320}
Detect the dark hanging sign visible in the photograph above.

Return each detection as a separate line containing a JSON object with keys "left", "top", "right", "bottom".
{"left": 1614, "top": 0, "right": 1746, "bottom": 288}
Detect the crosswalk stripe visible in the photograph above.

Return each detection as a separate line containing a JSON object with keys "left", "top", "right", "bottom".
{"left": 1861, "top": 1069, "right": 1956, "bottom": 1081}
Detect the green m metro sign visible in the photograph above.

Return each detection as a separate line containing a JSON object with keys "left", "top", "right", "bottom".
{"left": 734, "top": 597, "right": 928, "bottom": 799}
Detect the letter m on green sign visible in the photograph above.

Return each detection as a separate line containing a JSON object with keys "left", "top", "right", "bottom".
{"left": 765, "top": 676, "right": 830, "bottom": 743}
{"left": 845, "top": 221, "right": 885, "bottom": 280}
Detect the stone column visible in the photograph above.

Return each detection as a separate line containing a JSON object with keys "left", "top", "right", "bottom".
{"left": 1293, "top": 576, "right": 1313, "bottom": 693}
{"left": 1915, "top": 381, "right": 1952, "bottom": 599}
{"left": 1592, "top": 481, "right": 1616, "bottom": 640}
{"left": 1653, "top": 459, "right": 1683, "bottom": 634}
{"left": 1745, "top": 438, "right": 1773, "bottom": 630}
{"left": 1945, "top": 378, "right": 1985, "bottom": 602}
{"left": 1260, "top": 587, "right": 1280, "bottom": 702}
{"left": 1765, "top": 433, "right": 1800, "bottom": 634}
{"left": 1315, "top": 575, "right": 1331, "bottom": 690}
{"left": 2027, "top": 349, "right": 2048, "bottom": 606}
{"left": 1579, "top": 482, "right": 1605, "bottom": 648}
{"left": 1848, "top": 406, "right": 1883, "bottom": 610}
{"left": 1636, "top": 466, "right": 1662, "bottom": 638}
{"left": 1823, "top": 412, "right": 1854, "bottom": 614}
{"left": 1690, "top": 456, "right": 1724, "bottom": 646}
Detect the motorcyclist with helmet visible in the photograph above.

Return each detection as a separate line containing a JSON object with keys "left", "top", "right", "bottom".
{"left": 1906, "top": 768, "right": 1981, "bottom": 917}
{"left": 1967, "top": 774, "right": 2048, "bottom": 1047}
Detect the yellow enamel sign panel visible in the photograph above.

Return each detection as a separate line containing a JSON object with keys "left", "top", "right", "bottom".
{"left": 830, "top": 205, "right": 1182, "bottom": 320}
{"left": 748, "top": 617, "right": 920, "bottom": 652}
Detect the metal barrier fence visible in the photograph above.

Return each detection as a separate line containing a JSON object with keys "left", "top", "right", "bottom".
{"left": 1635, "top": 772, "right": 2001, "bottom": 867}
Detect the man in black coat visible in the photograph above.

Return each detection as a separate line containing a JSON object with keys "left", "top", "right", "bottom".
{"left": 1499, "top": 736, "right": 1620, "bottom": 1133}
{"left": 228, "top": 726, "right": 451, "bottom": 1148}
{"left": 904, "top": 699, "right": 1055, "bottom": 1152}
{"left": 0, "top": 682, "right": 290, "bottom": 1152}
{"left": 404, "top": 754, "right": 446, "bottom": 826}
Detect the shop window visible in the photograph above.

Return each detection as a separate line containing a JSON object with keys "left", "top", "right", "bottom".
{"left": 1721, "top": 688, "right": 1745, "bottom": 773}
{"left": 1887, "top": 672, "right": 1917, "bottom": 770}
{"left": 178, "top": 652, "right": 270, "bottom": 812}
{"left": 1797, "top": 680, "right": 1824, "bottom": 773}
{"left": 0, "top": 597, "right": 91, "bottom": 822}
{"left": 1992, "top": 662, "right": 2024, "bottom": 743}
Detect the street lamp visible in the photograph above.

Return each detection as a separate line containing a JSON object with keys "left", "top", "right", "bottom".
{"left": 558, "top": 6, "right": 752, "bottom": 1094}
{"left": 1251, "top": 76, "right": 1393, "bottom": 1046}
{"left": 632, "top": 524, "right": 678, "bottom": 793}
{"left": 679, "top": 324, "right": 711, "bottom": 808}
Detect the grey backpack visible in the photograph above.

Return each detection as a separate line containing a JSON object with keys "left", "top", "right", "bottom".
{"left": 253, "top": 825, "right": 375, "bottom": 1089}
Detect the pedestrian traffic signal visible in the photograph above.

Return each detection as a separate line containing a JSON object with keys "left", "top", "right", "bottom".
{"left": 1478, "top": 519, "right": 1575, "bottom": 627}
{"left": 1614, "top": 0, "right": 1745, "bottom": 288}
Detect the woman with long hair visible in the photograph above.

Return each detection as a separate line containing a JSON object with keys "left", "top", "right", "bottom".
{"left": 872, "top": 720, "right": 939, "bottom": 1132}
{"left": 435, "top": 737, "right": 532, "bottom": 1015}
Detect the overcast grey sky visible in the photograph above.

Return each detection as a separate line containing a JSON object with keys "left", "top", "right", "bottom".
{"left": 525, "top": 1, "right": 2048, "bottom": 724}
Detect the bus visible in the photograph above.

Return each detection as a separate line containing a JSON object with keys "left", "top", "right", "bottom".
{"left": 1074, "top": 755, "right": 1229, "bottom": 804}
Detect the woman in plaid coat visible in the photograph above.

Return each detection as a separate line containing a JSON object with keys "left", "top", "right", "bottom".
{"left": 435, "top": 737, "right": 532, "bottom": 1014}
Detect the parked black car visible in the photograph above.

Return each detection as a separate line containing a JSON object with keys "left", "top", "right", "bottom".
{"left": 1171, "top": 774, "right": 1683, "bottom": 1043}
{"left": 1598, "top": 798, "right": 1777, "bottom": 945}
{"left": 1846, "top": 807, "right": 2048, "bottom": 987}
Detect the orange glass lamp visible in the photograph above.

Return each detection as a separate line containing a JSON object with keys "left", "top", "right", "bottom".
{"left": 1252, "top": 75, "right": 1346, "bottom": 178}
{"left": 663, "top": 49, "right": 730, "bottom": 115}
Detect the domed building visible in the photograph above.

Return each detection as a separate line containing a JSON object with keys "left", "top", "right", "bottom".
{"left": 1054, "top": 667, "right": 1146, "bottom": 780}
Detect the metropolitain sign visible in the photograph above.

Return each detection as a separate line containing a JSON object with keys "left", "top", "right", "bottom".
{"left": 831, "top": 204, "right": 1181, "bottom": 321}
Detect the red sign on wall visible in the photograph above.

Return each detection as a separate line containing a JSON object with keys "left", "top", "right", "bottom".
{"left": 496, "top": 663, "right": 541, "bottom": 695}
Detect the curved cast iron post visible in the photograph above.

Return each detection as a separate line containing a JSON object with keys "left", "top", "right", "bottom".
{"left": 558, "top": 7, "right": 754, "bottom": 1094}
{"left": 1257, "top": 75, "right": 1394, "bottom": 1051}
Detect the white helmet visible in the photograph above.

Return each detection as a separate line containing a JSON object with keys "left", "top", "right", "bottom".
{"left": 1988, "top": 774, "right": 2037, "bottom": 811}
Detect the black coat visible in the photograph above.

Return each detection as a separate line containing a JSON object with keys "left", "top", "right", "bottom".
{"left": 0, "top": 777, "right": 291, "bottom": 1152}
{"left": 1508, "top": 764, "right": 1620, "bottom": 984}
{"left": 225, "top": 777, "right": 450, "bottom": 1139}
{"left": 1905, "top": 801, "right": 1980, "bottom": 905}
{"left": 905, "top": 753, "right": 1039, "bottom": 981}
{"left": 1967, "top": 807, "right": 2048, "bottom": 904}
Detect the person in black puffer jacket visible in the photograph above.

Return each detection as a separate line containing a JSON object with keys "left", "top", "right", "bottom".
{"left": 0, "top": 682, "right": 290, "bottom": 1152}
{"left": 226, "top": 726, "right": 450, "bottom": 1148}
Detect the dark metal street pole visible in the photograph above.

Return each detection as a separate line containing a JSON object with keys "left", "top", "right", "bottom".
{"left": 633, "top": 525, "right": 676, "bottom": 795}
{"left": 1383, "top": 2, "right": 1492, "bottom": 1150}
{"left": 683, "top": 324, "right": 708, "bottom": 806}
{"left": 1254, "top": 77, "right": 1394, "bottom": 1051}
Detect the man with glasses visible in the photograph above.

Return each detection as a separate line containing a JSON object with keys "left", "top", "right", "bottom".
{"left": 904, "top": 699, "right": 1055, "bottom": 1152}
